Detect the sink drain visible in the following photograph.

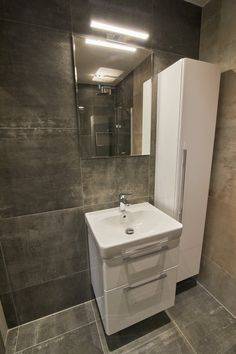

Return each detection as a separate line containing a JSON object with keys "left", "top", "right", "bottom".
{"left": 126, "top": 227, "right": 134, "bottom": 235}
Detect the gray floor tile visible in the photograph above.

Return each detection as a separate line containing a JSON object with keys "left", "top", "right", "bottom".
{"left": 17, "top": 322, "right": 102, "bottom": 354}
{"left": 181, "top": 307, "right": 236, "bottom": 354}
{"left": 16, "top": 302, "right": 94, "bottom": 351}
{"left": 6, "top": 328, "right": 18, "bottom": 354}
{"left": 168, "top": 285, "right": 221, "bottom": 328}
{"left": 128, "top": 327, "right": 194, "bottom": 354}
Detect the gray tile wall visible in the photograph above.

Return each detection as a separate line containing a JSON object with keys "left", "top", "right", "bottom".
{"left": 0, "top": 0, "right": 201, "bottom": 327}
{"left": 199, "top": 0, "right": 236, "bottom": 316}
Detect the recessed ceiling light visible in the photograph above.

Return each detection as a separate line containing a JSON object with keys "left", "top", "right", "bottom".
{"left": 92, "top": 67, "right": 124, "bottom": 82}
{"left": 90, "top": 20, "right": 149, "bottom": 40}
{"left": 85, "top": 38, "right": 136, "bottom": 52}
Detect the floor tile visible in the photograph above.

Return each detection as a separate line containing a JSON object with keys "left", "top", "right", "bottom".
{"left": 168, "top": 285, "right": 221, "bottom": 328}
{"left": 17, "top": 322, "right": 102, "bottom": 354}
{"left": 128, "top": 327, "right": 194, "bottom": 354}
{"left": 16, "top": 302, "right": 94, "bottom": 351}
{"left": 6, "top": 328, "right": 18, "bottom": 354}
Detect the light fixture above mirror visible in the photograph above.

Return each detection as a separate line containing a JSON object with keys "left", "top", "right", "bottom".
{"left": 90, "top": 20, "right": 149, "bottom": 40}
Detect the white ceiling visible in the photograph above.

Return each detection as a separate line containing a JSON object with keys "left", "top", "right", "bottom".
{"left": 184, "top": 0, "right": 210, "bottom": 7}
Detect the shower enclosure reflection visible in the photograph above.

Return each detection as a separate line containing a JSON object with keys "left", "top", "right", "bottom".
{"left": 73, "top": 35, "right": 153, "bottom": 158}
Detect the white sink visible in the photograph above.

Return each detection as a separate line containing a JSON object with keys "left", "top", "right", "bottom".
{"left": 85, "top": 202, "right": 182, "bottom": 259}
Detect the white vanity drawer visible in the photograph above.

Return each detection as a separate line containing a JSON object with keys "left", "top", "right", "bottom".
{"left": 102, "top": 266, "right": 177, "bottom": 335}
{"left": 103, "top": 238, "right": 179, "bottom": 290}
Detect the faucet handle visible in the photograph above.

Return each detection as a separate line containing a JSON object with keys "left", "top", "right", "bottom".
{"left": 119, "top": 192, "right": 132, "bottom": 200}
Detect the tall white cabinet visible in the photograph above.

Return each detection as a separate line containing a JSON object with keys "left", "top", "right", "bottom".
{"left": 154, "top": 58, "right": 220, "bottom": 282}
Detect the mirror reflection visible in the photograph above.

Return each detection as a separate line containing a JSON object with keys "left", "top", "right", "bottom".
{"left": 73, "top": 35, "right": 153, "bottom": 158}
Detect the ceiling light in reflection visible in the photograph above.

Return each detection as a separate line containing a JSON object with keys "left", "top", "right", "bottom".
{"left": 85, "top": 38, "right": 136, "bottom": 52}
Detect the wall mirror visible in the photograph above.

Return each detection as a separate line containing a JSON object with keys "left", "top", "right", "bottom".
{"left": 73, "top": 34, "right": 153, "bottom": 158}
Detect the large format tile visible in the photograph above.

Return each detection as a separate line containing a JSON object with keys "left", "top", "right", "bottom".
{"left": 1, "top": 208, "right": 87, "bottom": 291}
{"left": 168, "top": 285, "right": 221, "bottom": 329}
{"left": 199, "top": 256, "right": 236, "bottom": 318}
{"left": 5, "top": 327, "right": 18, "bottom": 354}
{"left": 116, "top": 156, "right": 149, "bottom": 199}
{"left": 0, "top": 129, "right": 82, "bottom": 217}
{"left": 2, "top": 0, "right": 71, "bottom": 32}
{"left": 0, "top": 242, "right": 10, "bottom": 294}
{"left": 18, "top": 322, "right": 103, "bottom": 354}
{"left": 71, "top": 0, "right": 153, "bottom": 48}
{"left": 169, "top": 285, "right": 236, "bottom": 354}
{"left": 153, "top": 0, "right": 201, "bottom": 58}
{"left": 12, "top": 270, "right": 92, "bottom": 324}
{"left": 0, "top": 21, "right": 76, "bottom": 128}
{"left": 0, "top": 293, "right": 18, "bottom": 328}
{"left": 16, "top": 302, "right": 94, "bottom": 352}
{"left": 128, "top": 327, "right": 194, "bottom": 354}
{"left": 81, "top": 158, "right": 117, "bottom": 206}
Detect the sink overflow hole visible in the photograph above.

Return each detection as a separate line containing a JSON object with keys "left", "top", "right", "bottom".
{"left": 126, "top": 227, "right": 134, "bottom": 235}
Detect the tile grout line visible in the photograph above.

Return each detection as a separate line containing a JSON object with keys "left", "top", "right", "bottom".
{"left": 90, "top": 301, "right": 106, "bottom": 353}
{"left": 15, "top": 320, "right": 96, "bottom": 353}
{"left": 13, "top": 298, "right": 94, "bottom": 330}
{"left": 166, "top": 310, "right": 197, "bottom": 354}
{"left": 197, "top": 281, "right": 236, "bottom": 320}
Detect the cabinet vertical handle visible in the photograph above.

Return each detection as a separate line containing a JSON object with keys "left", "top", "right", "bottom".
{"left": 179, "top": 148, "right": 187, "bottom": 222}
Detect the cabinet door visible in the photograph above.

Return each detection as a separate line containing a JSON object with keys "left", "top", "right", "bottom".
{"left": 154, "top": 60, "right": 182, "bottom": 219}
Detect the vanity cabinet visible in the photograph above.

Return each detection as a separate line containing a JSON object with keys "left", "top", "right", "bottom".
{"left": 88, "top": 229, "right": 179, "bottom": 335}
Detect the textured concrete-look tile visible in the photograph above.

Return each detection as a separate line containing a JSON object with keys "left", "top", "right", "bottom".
{"left": 12, "top": 270, "right": 92, "bottom": 324}
{"left": 168, "top": 285, "right": 221, "bottom": 329}
{"left": 5, "top": 327, "right": 18, "bottom": 354}
{"left": 153, "top": 0, "right": 201, "bottom": 58}
{"left": 0, "top": 293, "right": 18, "bottom": 328}
{"left": 199, "top": 256, "right": 236, "bottom": 318}
{"left": 2, "top": 0, "right": 71, "bottom": 31}
{"left": 71, "top": 0, "right": 153, "bottom": 48}
{"left": 81, "top": 158, "right": 117, "bottom": 206}
{"left": 18, "top": 322, "right": 102, "bottom": 354}
{"left": 1, "top": 208, "right": 87, "bottom": 291}
{"left": 0, "top": 129, "right": 82, "bottom": 217}
{"left": 0, "top": 21, "right": 76, "bottom": 128}
{"left": 128, "top": 327, "right": 194, "bottom": 354}
{"left": 203, "top": 198, "right": 236, "bottom": 278}
{"left": 16, "top": 302, "right": 94, "bottom": 352}
{"left": 116, "top": 156, "right": 149, "bottom": 199}
{"left": 181, "top": 307, "right": 236, "bottom": 354}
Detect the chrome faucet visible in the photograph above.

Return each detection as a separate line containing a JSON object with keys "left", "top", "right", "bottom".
{"left": 119, "top": 193, "right": 132, "bottom": 212}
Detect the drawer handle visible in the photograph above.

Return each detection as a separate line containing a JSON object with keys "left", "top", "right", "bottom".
{"left": 124, "top": 273, "right": 167, "bottom": 291}
{"left": 122, "top": 243, "right": 169, "bottom": 260}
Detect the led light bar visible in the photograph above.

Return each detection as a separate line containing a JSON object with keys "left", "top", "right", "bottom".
{"left": 91, "top": 20, "right": 149, "bottom": 40}
{"left": 85, "top": 38, "right": 136, "bottom": 52}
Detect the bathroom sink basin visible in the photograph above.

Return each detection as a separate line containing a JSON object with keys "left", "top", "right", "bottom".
{"left": 85, "top": 202, "right": 182, "bottom": 259}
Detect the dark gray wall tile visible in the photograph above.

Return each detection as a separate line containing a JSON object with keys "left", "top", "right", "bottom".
{"left": 0, "top": 243, "right": 10, "bottom": 294}
{"left": 0, "top": 332, "right": 4, "bottom": 354}
{"left": 81, "top": 158, "right": 117, "bottom": 205}
{"left": 2, "top": 0, "right": 71, "bottom": 31}
{"left": 12, "top": 270, "right": 92, "bottom": 324}
{"left": 0, "top": 20, "right": 76, "bottom": 128}
{"left": 1, "top": 208, "right": 87, "bottom": 291}
{"left": 0, "top": 293, "right": 18, "bottom": 328}
{"left": 153, "top": 0, "right": 201, "bottom": 58}
{"left": 71, "top": 0, "right": 153, "bottom": 48}
{"left": 21, "top": 322, "right": 103, "bottom": 354}
{"left": 0, "top": 129, "right": 82, "bottom": 217}
{"left": 116, "top": 156, "right": 149, "bottom": 199}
